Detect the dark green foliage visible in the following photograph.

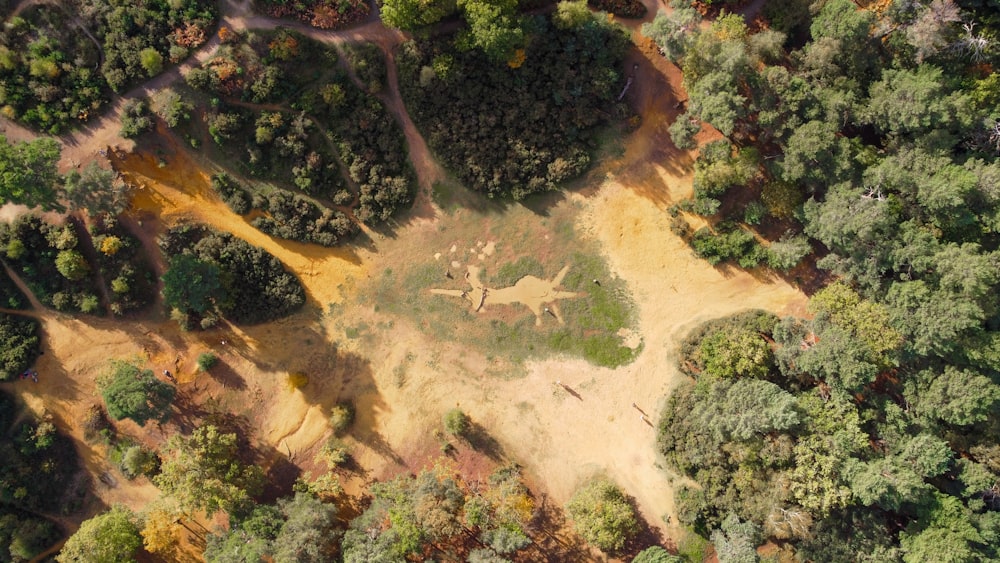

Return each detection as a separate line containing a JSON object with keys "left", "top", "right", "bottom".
{"left": 0, "top": 135, "right": 61, "bottom": 209}
{"left": 0, "top": 390, "right": 82, "bottom": 518}
{"left": 64, "top": 161, "right": 131, "bottom": 217}
{"left": 159, "top": 224, "right": 305, "bottom": 325}
{"left": 91, "top": 216, "right": 155, "bottom": 315}
{"left": 119, "top": 99, "right": 152, "bottom": 138}
{"left": 0, "top": 215, "right": 102, "bottom": 313}
{"left": 0, "top": 269, "right": 27, "bottom": 309}
{"left": 398, "top": 14, "right": 629, "bottom": 199}
{"left": 251, "top": 191, "right": 357, "bottom": 246}
{"left": 98, "top": 359, "right": 175, "bottom": 426}
{"left": 187, "top": 32, "right": 414, "bottom": 227}
{"left": 0, "top": 7, "right": 106, "bottom": 134}
{"left": 79, "top": 0, "right": 217, "bottom": 93}
{"left": 0, "top": 313, "right": 41, "bottom": 381}
{"left": 162, "top": 253, "right": 225, "bottom": 315}
{"left": 690, "top": 224, "right": 767, "bottom": 268}
{"left": 565, "top": 477, "right": 639, "bottom": 553}
{"left": 0, "top": 0, "right": 215, "bottom": 132}
{"left": 344, "top": 43, "right": 386, "bottom": 93}
{"left": 210, "top": 173, "right": 252, "bottom": 215}
{"left": 0, "top": 508, "right": 61, "bottom": 562}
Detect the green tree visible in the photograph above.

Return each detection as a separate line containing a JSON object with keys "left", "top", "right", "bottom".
{"left": 380, "top": 0, "right": 456, "bottom": 30}
{"left": 553, "top": 0, "right": 592, "bottom": 30}
{"left": 204, "top": 504, "right": 283, "bottom": 563}
{"left": 55, "top": 249, "right": 89, "bottom": 281}
{"left": 698, "top": 327, "right": 773, "bottom": 379}
{"left": 139, "top": 47, "right": 164, "bottom": 76}
{"left": 64, "top": 162, "right": 130, "bottom": 217}
{"left": 271, "top": 493, "right": 341, "bottom": 563}
{"left": 197, "top": 352, "right": 218, "bottom": 372}
{"left": 98, "top": 359, "right": 176, "bottom": 426}
{"left": 57, "top": 505, "right": 141, "bottom": 563}
{"left": 632, "top": 545, "right": 682, "bottom": 562}
{"left": 154, "top": 425, "right": 265, "bottom": 516}
{"left": 565, "top": 477, "right": 639, "bottom": 553}
{"left": 443, "top": 408, "right": 470, "bottom": 436}
{"left": 642, "top": 1, "right": 702, "bottom": 63}
{"left": 0, "top": 135, "right": 62, "bottom": 209}
{"left": 711, "top": 514, "right": 760, "bottom": 563}
{"left": 162, "top": 254, "right": 225, "bottom": 315}
{"left": 900, "top": 493, "right": 987, "bottom": 563}
{"left": 456, "top": 0, "right": 524, "bottom": 63}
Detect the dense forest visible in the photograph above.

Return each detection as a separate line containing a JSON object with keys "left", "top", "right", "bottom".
{"left": 396, "top": 6, "right": 631, "bottom": 199}
{"left": 648, "top": 0, "right": 1000, "bottom": 560}
{"left": 0, "top": 0, "right": 216, "bottom": 132}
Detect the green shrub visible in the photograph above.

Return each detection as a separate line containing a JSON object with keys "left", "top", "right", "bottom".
{"left": 443, "top": 408, "right": 470, "bottom": 437}
{"left": 120, "top": 99, "right": 153, "bottom": 138}
{"left": 197, "top": 352, "right": 218, "bottom": 372}
{"left": 329, "top": 403, "right": 354, "bottom": 435}
{"left": 565, "top": 477, "right": 639, "bottom": 553}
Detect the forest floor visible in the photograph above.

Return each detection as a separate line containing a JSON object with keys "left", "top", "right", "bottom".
{"left": 0, "top": 0, "right": 808, "bottom": 559}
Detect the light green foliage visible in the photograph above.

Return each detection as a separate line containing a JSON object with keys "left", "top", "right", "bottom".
{"left": 698, "top": 327, "right": 773, "bottom": 379}
{"left": 766, "top": 234, "right": 811, "bottom": 270}
{"left": 900, "top": 494, "right": 985, "bottom": 563}
{"left": 204, "top": 504, "right": 283, "bottom": 563}
{"left": 0, "top": 135, "right": 61, "bottom": 209}
{"left": 329, "top": 403, "right": 354, "bottom": 434}
{"left": 788, "top": 392, "right": 868, "bottom": 515}
{"left": 197, "top": 352, "right": 218, "bottom": 372}
{"left": 710, "top": 514, "right": 760, "bottom": 563}
{"left": 139, "top": 47, "right": 164, "bottom": 76}
{"left": 98, "top": 359, "right": 175, "bottom": 426}
{"left": 456, "top": 0, "right": 524, "bottom": 63}
{"left": 553, "top": 0, "right": 592, "bottom": 30}
{"left": 57, "top": 505, "right": 141, "bottom": 563}
{"left": 632, "top": 545, "right": 682, "bottom": 562}
{"left": 642, "top": 2, "right": 702, "bottom": 62}
{"left": 64, "top": 161, "right": 130, "bottom": 217}
{"left": 443, "top": 407, "right": 470, "bottom": 436}
{"left": 905, "top": 366, "right": 1000, "bottom": 426}
{"left": 380, "top": 0, "right": 456, "bottom": 30}
{"left": 271, "top": 493, "right": 341, "bottom": 563}
{"left": 154, "top": 425, "right": 265, "bottom": 516}
{"left": 55, "top": 249, "right": 89, "bottom": 281}
{"left": 565, "top": 477, "right": 639, "bottom": 553}
{"left": 120, "top": 99, "right": 153, "bottom": 138}
{"left": 863, "top": 65, "right": 972, "bottom": 138}
{"left": 809, "top": 281, "right": 901, "bottom": 357}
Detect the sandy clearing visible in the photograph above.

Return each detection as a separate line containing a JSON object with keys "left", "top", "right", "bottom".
{"left": 113, "top": 149, "right": 367, "bottom": 307}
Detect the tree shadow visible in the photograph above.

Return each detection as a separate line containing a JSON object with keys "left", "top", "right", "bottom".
{"left": 526, "top": 492, "right": 595, "bottom": 562}
{"left": 207, "top": 360, "right": 245, "bottom": 391}
{"left": 464, "top": 421, "right": 506, "bottom": 462}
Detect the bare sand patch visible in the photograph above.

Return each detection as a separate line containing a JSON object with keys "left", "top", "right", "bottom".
{"left": 113, "top": 149, "right": 367, "bottom": 307}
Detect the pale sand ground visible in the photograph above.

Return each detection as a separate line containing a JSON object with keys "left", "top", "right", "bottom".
{"left": 0, "top": 5, "right": 808, "bottom": 556}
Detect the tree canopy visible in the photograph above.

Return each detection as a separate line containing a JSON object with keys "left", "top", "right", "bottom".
{"left": 98, "top": 359, "right": 175, "bottom": 426}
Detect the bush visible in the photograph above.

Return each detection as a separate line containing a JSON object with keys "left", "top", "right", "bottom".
{"left": 566, "top": 477, "right": 639, "bottom": 553}
{"left": 443, "top": 408, "right": 470, "bottom": 437}
{"left": 197, "top": 352, "right": 218, "bottom": 372}
{"left": 209, "top": 173, "right": 252, "bottom": 215}
{"left": 329, "top": 403, "right": 354, "bottom": 435}
{"left": 159, "top": 225, "right": 306, "bottom": 325}
{"left": 287, "top": 372, "right": 308, "bottom": 390}
{"left": 0, "top": 314, "right": 41, "bottom": 381}
{"left": 120, "top": 99, "right": 153, "bottom": 138}
{"left": 120, "top": 445, "right": 160, "bottom": 479}
{"left": 398, "top": 15, "right": 630, "bottom": 199}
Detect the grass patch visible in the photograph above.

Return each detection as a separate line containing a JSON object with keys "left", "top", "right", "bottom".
{"left": 489, "top": 256, "right": 545, "bottom": 287}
